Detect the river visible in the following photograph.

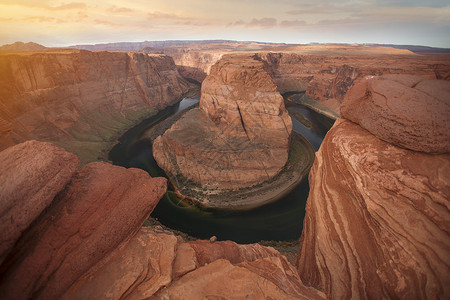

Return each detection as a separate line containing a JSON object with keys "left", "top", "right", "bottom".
{"left": 109, "top": 95, "right": 334, "bottom": 243}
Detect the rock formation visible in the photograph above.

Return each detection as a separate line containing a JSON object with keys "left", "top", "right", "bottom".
{"left": 0, "top": 41, "right": 47, "bottom": 51}
{"left": 297, "top": 76, "right": 450, "bottom": 299}
{"left": 0, "top": 141, "right": 324, "bottom": 299}
{"left": 0, "top": 142, "right": 166, "bottom": 299}
{"left": 0, "top": 49, "right": 190, "bottom": 163}
{"left": 147, "top": 45, "right": 449, "bottom": 115}
{"left": 341, "top": 74, "right": 450, "bottom": 153}
{"left": 63, "top": 228, "right": 325, "bottom": 300}
{"left": 0, "top": 140, "right": 78, "bottom": 265}
{"left": 153, "top": 55, "right": 292, "bottom": 194}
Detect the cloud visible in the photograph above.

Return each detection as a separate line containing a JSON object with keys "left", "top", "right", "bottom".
{"left": 280, "top": 20, "right": 307, "bottom": 27}
{"left": 248, "top": 18, "right": 277, "bottom": 28}
{"left": 25, "top": 16, "right": 67, "bottom": 23}
{"left": 108, "top": 6, "right": 134, "bottom": 13}
{"left": 362, "top": 0, "right": 449, "bottom": 8}
{"left": 49, "top": 2, "right": 87, "bottom": 10}
{"left": 147, "top": 11, "right": 192, "bottom": 21}
{"left": 229, "top": 18, "right": 278, "bottom": 28}
{"left": 93, "top": 19, "right": 119, "bottom": 26}
{"left": 0, "top": 1, "right": 88, "bottom": 11}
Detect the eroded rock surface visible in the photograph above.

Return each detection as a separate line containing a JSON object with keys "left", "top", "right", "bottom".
{"left": 0, "top": 140, "right": 78, "bottom": 264}
{"left": 297, "top": 119, "right": 450, "bottom": 299}
{"left": 163, "top": 47, "right": 449, "bottom": 115}
{"left": 341, "top": 74, "right": 450, "bottom": 153}
{"left": 0, "top": 160, "right": 167, "bottom": 300}
{"left": 64, "top": 228, "right": 325, "bottom": 300}
{"left": 0, "top": 50, "right": 190, "bottom": 162}
{"left": 153, "top": 55, "right": 292, "bottom": 192}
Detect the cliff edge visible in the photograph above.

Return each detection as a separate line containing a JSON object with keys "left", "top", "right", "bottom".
{"left": 0, "top": 50, "right": 190, "bottom": 163}
{"left": 297, "top": 75, "right": 450, "bottom": 299}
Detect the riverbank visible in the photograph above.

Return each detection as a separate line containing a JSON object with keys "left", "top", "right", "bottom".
{"left": 85, "top": 86, "right": 200, "bottom": 166}
{"left": 162, "top": 132, "right": 315, "bottom": 210}
{"left": 288, "top": 93, "right": 340, "bottom": 120}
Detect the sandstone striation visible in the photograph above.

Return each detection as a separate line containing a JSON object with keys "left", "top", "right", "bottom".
{"left": 155, "top": 46, "right": 449, "bottom": 116}
{"left": 0, "top": 141, "right": 323, "bottom": 299}
{"left": 153, "top": 55, "right": 292, "bottom": 195}
{"left": 0, "top": 50, "right": 190, "bottom": 163}
{"left": 0, "top": 156, "right": 167, "bottom": 299}
{"left": 297, "top": 118, "right": 450, "bottom": 299}
{"left": 341, "top": 74, "right": 450, "bottom": 153}
{"left": 0, "top": 140, "right": 78, "bottom": 265}
{"left": 64, "top": 228, "right": 325, "bottom": 300}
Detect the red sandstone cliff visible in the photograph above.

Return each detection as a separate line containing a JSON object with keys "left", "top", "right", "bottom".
{"left": 0, "top": 49, "right": 190, "bottom": 162}
{"left": 297, "top": 76, "right": 450, "bottom": 299}
{"left": 151, "top": 45, "right": 449, "bottom": 115}
{"left": 153, "top": 55, "right": 292, "bottom": 195}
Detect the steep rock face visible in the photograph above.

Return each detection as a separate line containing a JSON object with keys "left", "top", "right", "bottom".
{"left": 153, "top": 55, "right": 292, "bottom": 191}
{"left": 341, "top": 74, "right": 450, "bottom": 153}
{"left": 172, "top": 49, "right": 449, "bottom": 115}
{"left": 0, "top": 160, "right": 167, "bottom": 300}
{"left": 0, "top": 140, "right": 78, "bottom": 264}
{"left": 0, "top": 50, "right": 190, "bottom": 162}
{"left": 305, "top": 61, "right": 450, "bottom": 112}
{"left": 297, "top": 119, "right": 450, "bottom": 299}
{"left": 64, "top": 228, "right": 325, "bottom": 300}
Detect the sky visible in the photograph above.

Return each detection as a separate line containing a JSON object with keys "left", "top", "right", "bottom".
{"left": 0, "top": 0, "right": 449, "bottom": 48}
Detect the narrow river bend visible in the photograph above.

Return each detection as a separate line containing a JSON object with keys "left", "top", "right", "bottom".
{"left": 109, "top": 95, "right": 334, "bottom": 243}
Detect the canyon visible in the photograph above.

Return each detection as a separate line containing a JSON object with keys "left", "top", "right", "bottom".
{"left": 152, "top": 54, "right": 302, "bottom": 208}
{"left": 0, "top": 42, "right": 449, "bottom": 299}
{"left": 0, "top": 49, "right": 191, "bottom": 163}
{"left": 0, "top": 140, "right": 325, "bottom": 300}
{"left": 142, "top": 44, "right": 449, "bottom": 115}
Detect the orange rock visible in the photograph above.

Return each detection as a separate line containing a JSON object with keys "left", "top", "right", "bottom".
{"left": 153, "top": 55, "right": 292, "bottom": 192}
{"left": 0, "top": 140, "right": 78, "bottom": 264}
{"left": 155, "top": 258, "right": 323, "bottom": 300}
{"left": 64, "top": 229, "right": 325, "bottom": 299}
{"left": 0, "top": 162, "right": 167, "bottom": 300}
{"left": 171, "top": 49, "right": 449, "bottom": 114}
{"left": 0, "top": 50, "right": 190, "bottom": 153}
{"left": 341, "top": 74, "right": 450, "bottom": 153}
{"left": 62, "top": 228, "right": 178, "bottom": 300}
{"left": 297, "top": 119, "right": 450, "bottom": 299}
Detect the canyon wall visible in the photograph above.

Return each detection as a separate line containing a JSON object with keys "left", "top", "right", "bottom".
{"left": 297, "top": 76, "right": 450, "bottom": 299}
{"left": 0, "top": 50, "right": 190, "bottom": 163}
{"left": 156, "top": 46, "right": 449, "bottom": 115}
{"left": 0, "top": 140, "right": 325, "bottom": 300}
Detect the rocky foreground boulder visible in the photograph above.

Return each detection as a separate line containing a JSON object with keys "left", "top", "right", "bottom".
{"left": 0, "top": 140, "right": 78, "bottom": 265}
{"left": 0, "top": 141, "right": 167, "bottom": 299}
{"left": 341, "top": 74, "right": 450, "bottom": 153}
{"left": 63, "top": 230, "right": 324, "bottom": 299}
{"left": 153, "top": 54, "right": 292, "bottom": 191}
{"left": 298, "top": 76, "right": 450, "bottom": 299}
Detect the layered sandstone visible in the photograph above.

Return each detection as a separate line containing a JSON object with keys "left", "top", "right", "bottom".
{"left": 257, "top": 50, "right": 449, "bottom": 112}
{"left": 341, "top": 74, "right": 450, "bottom": 153}
{"left": 0, "top": 141, "right": 324, "bottom": 300}
{"left": 0, "top": 141, "right": 78, "bottom": 264}
{"left": 152, "top": 45, "right": 449, "bottom": 116}
{"left": 64, "top": 228, "right": 325, "bottom": 300}
{"left": 0, "top": 148, "right": 167, "bottom": 299}
{"left": 153, "top": 55, "right": 292, "bottom": 196}
{"left": 0, "top": 49, "right": 190, "bottom": 162}
{"left": 297, "top": 75, "right": 450, "bottom": 299}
